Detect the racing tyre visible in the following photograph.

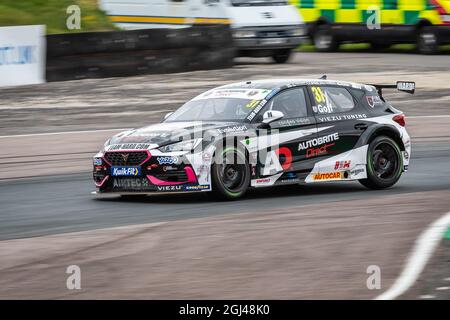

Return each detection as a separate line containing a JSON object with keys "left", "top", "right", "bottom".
{"left": 313, "top": 25, "right": 339, "bottom": 52}
{"left": 370, "top": 41, "right": 391, "bottom": 51}
{"left": 211, "top": 146, "right": 251, "bottom": 200}
{"left": 272, "top": 49, "right": 292, "bottom": 64}
{"left": 359, "top": 136, "right": 403, "bottom": 190}
{"left": 417, "top": 26, "right": 439, "bottom": 55}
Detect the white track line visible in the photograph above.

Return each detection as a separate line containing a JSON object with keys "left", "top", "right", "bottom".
{"left": 0, "top": 128, "right": 131, "bottom": 139}
{"left": 375, "top": 211, "right": 450, "bottom": 300}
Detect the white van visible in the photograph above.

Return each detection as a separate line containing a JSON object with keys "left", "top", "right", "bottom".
{"left": 99, "top": 0, "right": 306, "bottom": 63}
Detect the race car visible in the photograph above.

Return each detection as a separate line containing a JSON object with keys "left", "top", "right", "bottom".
{"left": 92, "top": 78, "right": 413, "bottom": 200}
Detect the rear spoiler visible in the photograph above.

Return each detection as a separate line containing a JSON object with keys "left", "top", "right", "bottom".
{"left": 368, "top": 81, "right": 415, "bottom": 99}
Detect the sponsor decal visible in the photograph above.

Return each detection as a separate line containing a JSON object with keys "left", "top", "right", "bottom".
{"left": 313, "top": 104, "right": 334, "bottom": 114}
{"left": 313, "top": 172, "right": 342, "bottom": 181}
{"left": 317, "top": 114, "right": 368, "bottom": 123}
{"left": 351, "top": 168, "right": 365, "bottom": 176}
{"left": 275, "top": 147, "right": 293, "bottom": 170}
{"left": 157, "top": 185, "right": 182, "bottom": 192}
{"left": 156, "top": 156, "right": 179, "bottom": 165}
{"left": 113, "top": 178, "right": 150, "bottom": 189}
{"left": 256, "top": 178, "right": 271, "bottom": 184}
{"left": 245, "top": 100, "right": 260, "bottom": 109}
{"left": 247, "top": 99, "right": 268, "bottom": 121}
{"left": 108, "top": 143, "right": 151, "bottom": 151}
{"left": 217, "top": 125, "right": 248, "bottom": 134}
{"left": 93, "top": 158, "right": 102, "bottom": 166}
{"left": 277, "top": 118, "right": 311, "bottom": 127}
{"left": 366, "top": 96, "right": 383, "bottom": 108}
{"left": 279, "top": 172, "right": 299, "bottom": 184}
{"left": 111, "top": 166, "right": 141, "bottom": 177}
{"left": 306, "top": 143, "right": 335, "bottom": 158}
{"left": 334, "top": 160, "right": 351, "bottom": 170}
{"left": 298, "top": 133, "right": 339, "bottom": 151}
{"left": 162, "top": 166, "right": 177, "bottom": 172}
{"left": 185, "top": 185, "right": 210, "bottom": 191}
{"left": 196, "top": 89, "right": 270, "bottom": 101}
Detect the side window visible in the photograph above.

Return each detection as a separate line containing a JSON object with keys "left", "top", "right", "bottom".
{"left": 310, "top": 86, "right": 355, "bottom": 114}
{"left": 254, "top": 88, "right": 308, "bottom": 122}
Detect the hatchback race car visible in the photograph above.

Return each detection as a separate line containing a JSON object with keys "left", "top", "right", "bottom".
{"left": 93, "top": 78, "right": 414, "bottom": 200}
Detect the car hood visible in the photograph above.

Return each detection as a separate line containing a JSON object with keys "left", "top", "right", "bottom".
{"left": 108, "top": 121, "right": 251, "bottom": 147}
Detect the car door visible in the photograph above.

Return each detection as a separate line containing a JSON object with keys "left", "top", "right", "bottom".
{"left": 251, "top": 87, "right": 318, "bottom": 180}
{"left": 307, "top": 84, "right": 368, "bottom": 168}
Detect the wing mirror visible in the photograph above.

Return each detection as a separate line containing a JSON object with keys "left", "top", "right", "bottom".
{"left": 163, "top": 112, "right": 173, "bottom": 120}
{"left": 258, "top": 110, "right": 284, "bottom": 128}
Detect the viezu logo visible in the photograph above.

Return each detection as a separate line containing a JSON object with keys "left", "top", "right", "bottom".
{"left": 111, "top": 167, "right": 141, "bottom": 177}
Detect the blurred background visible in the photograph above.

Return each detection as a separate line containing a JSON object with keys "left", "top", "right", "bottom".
{"left": 0, "top": 0, "right": 449, "bottom": 299}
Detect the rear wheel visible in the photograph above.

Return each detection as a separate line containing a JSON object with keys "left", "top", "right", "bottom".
{"left": 417, "top": 26, "right": 439, "bottom": 55}
{"left": 359, "top": 136, "right": 403, "bottom": 190}
{"left": 313, "top": 25, "right": 339, "bottom": 52}
{"left": 272, "top": 49, "right": 292, "bottom": 64}
{"left": 211, "top": 146, "right": 250, "bottom": 200}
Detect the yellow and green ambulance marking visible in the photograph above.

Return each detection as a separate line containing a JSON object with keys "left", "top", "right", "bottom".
{"left": 290, "top": 0, "right": 448, "bottom": 25}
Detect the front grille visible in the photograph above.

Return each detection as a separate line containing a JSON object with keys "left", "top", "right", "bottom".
{"left": 258, "top": 30, "right": 289, "bottom": 38}
{"left": 152, "top": 169, "right": 188, "bottom": 182}
{"left": 105, "top": 151, "right": 148, "bottom": 166}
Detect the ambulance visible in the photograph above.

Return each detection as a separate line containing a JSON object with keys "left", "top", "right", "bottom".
{"left": 99, "top": 0, "right": 306, "bottom": 63}
{"left": 291, "top": 0, "right": 450, "bottom": 54}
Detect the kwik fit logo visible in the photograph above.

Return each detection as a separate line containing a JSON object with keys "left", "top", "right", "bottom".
{"left": 111, "top": 166, "right": 141, "bottom": 176}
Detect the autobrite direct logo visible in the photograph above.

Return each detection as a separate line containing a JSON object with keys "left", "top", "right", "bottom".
{"left": 298, "top": 133, "right": 340, "bottom": 151}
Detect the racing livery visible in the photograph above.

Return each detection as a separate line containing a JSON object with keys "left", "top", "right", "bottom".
{"left": 93, "top": 78, "right": 413, "bottom": 200}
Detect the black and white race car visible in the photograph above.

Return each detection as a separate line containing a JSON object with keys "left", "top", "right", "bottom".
{"left": 93, "top": 78, "right": 413, "bottom": 200}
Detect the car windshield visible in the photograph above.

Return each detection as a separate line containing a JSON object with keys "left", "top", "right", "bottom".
{"left": 165, "top": 89, "right": 270, "bottom": 122}
{"left": 165, "top": 98, "right": 254, "bottom": 122}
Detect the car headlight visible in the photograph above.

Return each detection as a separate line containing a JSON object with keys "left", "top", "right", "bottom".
{"left": 233, "top": 30, "right": 257, "bottom": 38}
{"left": 290, "top": 28, "right": 305, "bottom": 37}
{"left": 158, "top": 139, "right": 202, "bottom": 153}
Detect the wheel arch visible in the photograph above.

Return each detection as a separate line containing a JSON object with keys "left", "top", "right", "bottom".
{"left": 416, "top": 18, "right": 433, "bottom": 30}
{"left": 355, "top": 124, "right": 405, "bottom": 152}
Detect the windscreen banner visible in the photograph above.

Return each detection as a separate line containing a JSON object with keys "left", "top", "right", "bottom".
{"left": 0, "top": 25, "right": 46, "bottom": 87}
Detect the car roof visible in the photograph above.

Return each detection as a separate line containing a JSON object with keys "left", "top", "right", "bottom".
{"left": 218, "top": 78, "right": 373, "bottom": 92}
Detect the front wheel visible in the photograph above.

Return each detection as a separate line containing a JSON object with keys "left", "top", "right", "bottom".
{"left": 313, "top": 25, "right": 339, "bottom": 52}
{"left": 417, "top": 26, "right": 439, "bottom": 55}
{"left": 272, "top": 49, "right": 292, "bottom": 64}
{"left": 359, "top": 136, "right": 403, "bottom": 190}
{"left": 211, "top": 146, "right": 250, "bottom": 200}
